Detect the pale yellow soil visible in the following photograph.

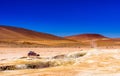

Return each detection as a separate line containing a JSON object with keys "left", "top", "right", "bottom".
{"left": 1, "top": 48, "right": 120, "bottom": 76}
{"left": 0, "top": 48, "right": 85, "bottom": 59}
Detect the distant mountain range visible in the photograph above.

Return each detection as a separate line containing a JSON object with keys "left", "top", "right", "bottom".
{"left": 0, "top": 25, "right": 119, "bottom": 48}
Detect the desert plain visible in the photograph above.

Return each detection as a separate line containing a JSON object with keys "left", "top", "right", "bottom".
{"left": 0, "top": 26, "right": 120, "bottom": 76}
{"left": 1, "top": 48, "right": 120, "bottom": 76}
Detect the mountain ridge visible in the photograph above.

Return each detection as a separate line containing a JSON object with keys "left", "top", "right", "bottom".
{"left": 0, "top": 25, "right": 66, "bottom": 40}
{"left": 65, "top": 33, "right": 108, "bottom": 41}
{"left": 0, "top": 25, "right": 120, "bottom": 47}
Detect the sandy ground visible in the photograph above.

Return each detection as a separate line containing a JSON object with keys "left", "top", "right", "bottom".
{"left": 0, "top": 48, "right": 85, "bottom": 59}
{"left": 1, "top": 48, "right": 120, "bottom": 76}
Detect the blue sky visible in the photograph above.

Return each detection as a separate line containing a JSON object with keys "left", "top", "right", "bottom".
{"left": 0, "top": 0, "right": 120, "bottom": 37}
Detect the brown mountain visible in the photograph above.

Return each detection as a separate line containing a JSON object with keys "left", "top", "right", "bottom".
{"left": 65, "top": 34, "right": 108, "bottom": 41}
{"left": 0, "top": 26, "right": 119, "bottom": 48}
{"left": 0, "top": 25, "right": 77, "bottom": 47}
{"left": 0, "top": 25, "right": 65, "bottom": 40}
{"left": 65, "top": 34, "right": 120, "bottom": 48}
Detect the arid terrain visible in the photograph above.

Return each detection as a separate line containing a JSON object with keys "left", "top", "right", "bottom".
{"left": 0, "top": 26, "right": 120, "bottom": 76}
{"left": 0, "top": 26, "right": 120, "bottom": 48}
{"left": 1, "top": 0, "right": 120, "bottom": 75}
{"left": 1, "top": 48, "right": 120, "bottom": 76}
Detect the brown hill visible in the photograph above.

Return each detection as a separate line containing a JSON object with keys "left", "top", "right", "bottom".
{"left": 65, "top": 34, "right": 108, "bottom": 41}
{"left": 0, "top": 25, "right": 78, "bottom": 47}
{"left": 0, "top": 26, "right": 119, "bottom": 48}
{"left": 0, "top": 25, "right": 65, "bottom": 40}
{"left": 65, "top": 34, "right": 120, "bottom": 48}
